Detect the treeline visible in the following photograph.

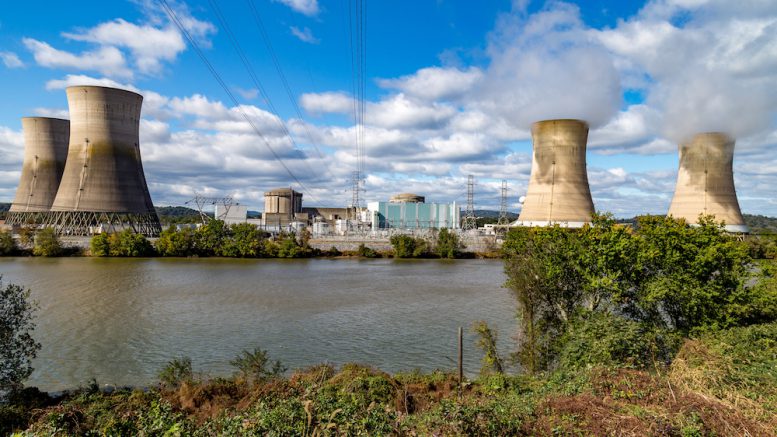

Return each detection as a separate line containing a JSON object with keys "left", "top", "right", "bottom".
{"left": 91, "top": 221, "right": 318, "bottom": 258}
{"left": 389, "top": 228, "right": 465, "bottom": 259}
{"left": 502, "top": 213, "right": 777, "bottom": 373}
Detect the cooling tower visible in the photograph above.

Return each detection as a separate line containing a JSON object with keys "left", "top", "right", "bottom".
{"left": 47, "top": 86, "right": 161, "bottom": 236}
{"left": 6, "top": 117, "right": 69, "bottom": 225}
{"left": 515, "top": 119, "right": 595, "bottom": 227}
{"left": 667, "top": 132, "right": 748, "bottom": 233}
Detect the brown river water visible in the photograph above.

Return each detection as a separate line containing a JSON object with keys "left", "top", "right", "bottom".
{"left": 0, "top": 257, "right": 516, "bottom": 391}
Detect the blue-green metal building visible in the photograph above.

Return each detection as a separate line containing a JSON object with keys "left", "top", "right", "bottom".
{"left": 367, "top": 200, "right": 460, "bottom": 230}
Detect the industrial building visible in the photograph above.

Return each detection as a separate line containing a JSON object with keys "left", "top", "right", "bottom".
{"left": 514, "top": 119, "right": 595, "bottom": 228}
{"left": 667, "top": 132, "right": 748, "bottom": 233}
{"left": 368, "top": 194, "right": 460, "bottom": 230}
{"left": 6, "top": 117, "right": 70, "bottom": 225}
{"left": 262, "top": 187, "right": 309, "bottom": 228}
{"left": 214, "top": 204, "right": 249, "bottom": 225}
{"left": 47, "top": 86, "right": 161, "bottom": 236}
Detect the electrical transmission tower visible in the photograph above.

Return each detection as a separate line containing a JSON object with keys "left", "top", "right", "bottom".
{"left": 351, "top": 170, "right": 362, "bottom": 222}
{"left": 462, "top": 175, "right": 477, "bottom": 230}
{"left": 185, "top": 193, "right": 233, "bottom": 225}
{"left": 498, "top": 180, "right": 510, "bottom": 225}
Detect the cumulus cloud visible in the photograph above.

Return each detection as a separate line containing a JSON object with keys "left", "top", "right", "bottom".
{"left": 473, "top": 2, "right": 622, "bottom": 129}
{"left": 0, "top": 51, "right": 24, "bottom": 68}
{"left": 23, "top": 38, "right": 131, "bottom": 79}
{"left": 378, "top": 66, "right": 483, "bottom": 101}
{"left": 300, "top": 92, "right": 353, "bottom": 114}
{"left": 290, "top": 26, "right": 319, "bottom": 44}
{"left": 273, "top": 0, "right": 319, "bottom": 16}
{"left": 597, "top": 0, "right": 777, "bottom": 141}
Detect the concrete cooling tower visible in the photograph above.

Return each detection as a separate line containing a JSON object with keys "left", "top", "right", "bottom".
{"left": 515, "top": 119, "right": 595, "bottom": 227}
{"left": 667, "top": 132, "right": 748, "bottom": 233}
{"left": 47, "top": 86, "right": 161, "bottom": 236}
{"left": 6, "top": 117, "right": 70, "bottom": 225}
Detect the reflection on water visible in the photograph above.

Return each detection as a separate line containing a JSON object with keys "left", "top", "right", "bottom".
{"left": 0, "top": 257, "right": 515, "bottom": 391}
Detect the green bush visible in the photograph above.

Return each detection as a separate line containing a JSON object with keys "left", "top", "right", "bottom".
{"left": 195, "top": 220, "right": 229, "bottom": 256}
{"left": 89, "top": 233, "right": 111, "bottom": 256}
{"left": 158, "top": 357, "right": 193, "bottom": 388}
{"left": 0, "top": 230, "right": 16, "bottom": 255}
{"left": 390, "top": 234, "right": 430, "bottom": 258}
{"left": 230, "top": 347, "right": 286, "bottom": 383}
{"left": 32, "top": 228, "right": 62, "bottom": 257}
{"left": 0, "top": 277, "right": 41, "bottom": 397}
{"left": 155, "top": 226, "right": 196, "bottom": 257}
{"left": 357, "top": 243, "right": 379, "bottom": 258}
{"left": 219, "top": 223, "right": 267, "bottom": 257}
{"left": 435, "top": 228, "right": 463, "bottom": 259}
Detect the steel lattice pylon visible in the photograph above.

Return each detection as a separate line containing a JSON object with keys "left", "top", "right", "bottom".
{"left": 462, "top": 175, "right": 477, "bottom": 230}
{"left": 498, "top": 180, "right": 510, "bottom": 226}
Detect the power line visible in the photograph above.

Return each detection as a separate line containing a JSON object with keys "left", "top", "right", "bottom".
{"left": 244, "top": 0, "right": 324, "bottom": 161}
{"left": 158, "top": 0, "right": 317, "bottom": 203}
{"left": 205, "top": 0, "right": 322, "bottom": 183}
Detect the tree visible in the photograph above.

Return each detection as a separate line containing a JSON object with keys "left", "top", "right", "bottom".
{"left": 0, "top": 277, "right": 41, "bottom": 397}
{"left": 195, "top": 220, "right": 229, "bottom": 256}
{"left": 32, "top": 228, "right": 62, "bottom": 257}
{"left": 0, "top": 230, "right": 16, "bottom": 255}
{"left": 108, "top": 229, "right": 155, "bottom": 257}
{"left": 156, "top": 226, "right": 196, "bottom": 257}
{"left": 435, "top": 228, "right": 462, "bottom": 259}
{"left": 219, "top": 223, "right": 266, "bottom": 257}
{"left": 390, "top": 234, "right": 417, "bottom": 258}
{"left": 230, "top": 348, "right": 286, "bottom": 383}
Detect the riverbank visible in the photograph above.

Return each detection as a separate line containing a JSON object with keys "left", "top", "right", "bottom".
{"left": 4, "top": 322, "right": 776, "bottom": 435}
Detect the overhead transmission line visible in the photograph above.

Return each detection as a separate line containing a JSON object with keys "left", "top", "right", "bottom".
{"left": 158, "top": 0, "right": 317, "bottom": 203}
{"left": 205, "top": 0, "right": 322, "bottom": 183}
{"left": 245, "top": 0, "right": 324, "bottom": 160}
{"left": 347, "top": 0, "right": 367, "bottom": 210}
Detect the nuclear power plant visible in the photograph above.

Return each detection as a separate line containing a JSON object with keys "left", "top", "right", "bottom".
{"left": 5, "top": 85, "right": 161, "bottom": 237}
{"left": 667, "top": 132, "right": 748, "bottom": 233}
{"left": 514, "top": 119, "right": 595, "bottom": 227}
{"left": 6, "top": 117, "right": 70, "bottom": 225}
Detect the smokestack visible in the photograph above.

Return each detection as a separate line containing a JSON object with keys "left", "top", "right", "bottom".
{"left": 47, "top": 86, "right": 161, "bottom": 236}
{"left": 667, "top": 132, "right": 748, "bottom": 233}
{"left": 516, "top": 119, "right": 595, "bottom": 227}
{"left": 6, "top": 117, "right": 70, "bottom": 224}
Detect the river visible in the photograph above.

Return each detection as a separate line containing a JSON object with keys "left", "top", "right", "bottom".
{"left": 0, "top": 257, "right": 516, "bottom": 391}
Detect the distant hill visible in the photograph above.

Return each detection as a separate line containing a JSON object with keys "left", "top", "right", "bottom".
{"left": 0, "top": 202, "right": 10, "bottom": 212}
{"left": 744, "top": 214, "right": 777, "bottom": 234}
{"left": 474, "top": 209, "right": 519, "bottom": 219}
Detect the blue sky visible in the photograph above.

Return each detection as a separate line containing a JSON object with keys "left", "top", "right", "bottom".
{"left": 0, "top": 0, "right": 775, "bottom": 216}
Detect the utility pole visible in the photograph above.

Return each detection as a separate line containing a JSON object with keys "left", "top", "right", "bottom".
{"left": 498, "top": 180, "right": 509, "bottom": 225}
{"left": 462, "top": 175, "right": 477, "bottom": 230}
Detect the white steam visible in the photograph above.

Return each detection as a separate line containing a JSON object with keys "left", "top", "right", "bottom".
{"left": 474, "top": 3, "right": 622, "bottom": 129}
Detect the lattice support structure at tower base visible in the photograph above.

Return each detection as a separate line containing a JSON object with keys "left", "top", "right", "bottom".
{"left": 5, "top": 211, "right": 50, "bottom": 226}
{"left": 43, "top": 211, "right": 162, "bottom": 237}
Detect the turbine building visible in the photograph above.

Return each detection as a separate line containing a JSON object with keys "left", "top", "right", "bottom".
{"left": 6, "top": 117, "right": 70, "bottom": 225}
{"left": 667, "top": 132, "right": 748, "bottom": 233}
{"left": 514, "top": 119, "right": 595, "bottom": 227}
{"left": 47, "top": 85, "right": 161, "bottom": 236}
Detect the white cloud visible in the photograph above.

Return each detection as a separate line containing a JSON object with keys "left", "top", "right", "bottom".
{"left": 0, "top": 51, "right": 23, "bottom": 68}
{"left": 45, "top": 74, "right": 135, "bottom": 91}
{"left": 290, "top": 26, "right": 319, "bottom": 44}
{"left": 33, "top": 108, "right": 70, "bottom": 119}
{"left": 300, "top": 92, "right": 353, "bottom": 114}
{"left": 23, "top": 38, "right": 131, "bottom": 79}
{"left": 273, "top": 0, "right": 319, "bottom": 16}
{"left": 63, "top": 19, "right": 186, "bottom": 75}
{"left": 378, "top": 66, "right": 483, "bottom": 101}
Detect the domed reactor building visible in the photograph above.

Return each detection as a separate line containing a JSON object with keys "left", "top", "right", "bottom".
{"left": 6, "top": 117, "right": 70, "bottom": 225}
{"left": 46, "top": 86, "right": 161, "bottom": 236}
{"left": 514, "top": 119, "right": 595, "bottom": 227}
{"left": 667, "top": 132, "right": 748, "bottom": 233}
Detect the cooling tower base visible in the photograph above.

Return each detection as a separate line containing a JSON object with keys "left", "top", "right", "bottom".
{"left": 510, "top": 220, "right": 589, "bottom": 229}
{"left": 44, "top": 211, "right": 162, "bottom": 237}
{"left": 5, "top": 211, "right": 50, "bottom": 226}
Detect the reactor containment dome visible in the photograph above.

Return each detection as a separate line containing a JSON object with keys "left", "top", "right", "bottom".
{"left": 47, "top": 86, "right": 161, "bottom": 236}
{"left": 514, "top": 119, "right": 595, "bottom": 228}
{"left": 6, "top": 117, "right": 70, "bottom": 225}
{"left": 667, "top": 132, "right": 748, "bottom": 233}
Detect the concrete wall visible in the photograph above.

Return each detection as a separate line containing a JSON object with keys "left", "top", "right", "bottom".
{"left": 517, "top": 119, "right": 595, "bottom": 226}
{"left": 9, "top": 117, "right": 69, "bottom": 212}
{"left": 51, "top": 86, "right": 155, "bottom": 213}
{"left": 668, "top": 132, "right": 747, "bottom": 232}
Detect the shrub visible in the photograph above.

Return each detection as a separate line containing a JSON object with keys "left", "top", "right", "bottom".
{"left": 219, "top": 223, "right": 266, "bottom": 257}
{"left": 0, "top": 230, "right": 16, "bottom": 255}
{"left": 230, "top": 347, "right": 286, "bottom": 383}
{"left": 435, "top": 228, "right": 463, "bottom": 259}
{"left": 472, "top": 321, "right": 504, "bottom": 375}
{"left": 110, "top": 229, "right": 155, "bottom": 257}
{"left": 158, "top": 357, "right": 193, "bottom": 388}
{"left": 32, "top": 228, "right": 62, "bottom": 257}
{"left": 357, "top": 243, "right": 379, "bottom": 258}
{"left": 155, "top": 226, "right": 196, "bottom": 257}
{"left": 90, "top": 233, "right": 111, "bottom": 256}
{"left": 195, "top": 220, "right": 229, "bottom": 256}
{"left": 0, "top": 277, "right": 41, "bottom": 398}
